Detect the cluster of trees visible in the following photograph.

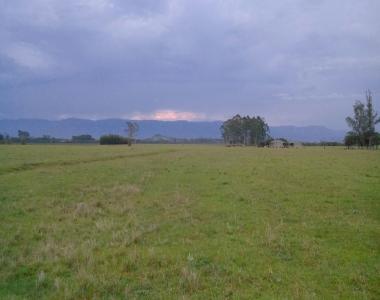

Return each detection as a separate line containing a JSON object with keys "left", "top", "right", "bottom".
{"left": 220, "top": 114, "right": 270, "bottom": 146}
{"left": 345, "top": 90, "right": 380, "bottom": 148}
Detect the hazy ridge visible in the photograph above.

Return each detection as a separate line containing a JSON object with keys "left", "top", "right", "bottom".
{"left": 0, "top": 118, "right": 346, "bottom": 142}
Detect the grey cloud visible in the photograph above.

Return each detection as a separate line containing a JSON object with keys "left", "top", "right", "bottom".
{"left": 0, "top": 0, "right": 379, "bottom": 128}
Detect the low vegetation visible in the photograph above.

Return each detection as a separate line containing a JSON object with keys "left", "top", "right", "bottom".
{"left": 71, "top": 134, "right": 96, "bottom": 143}
{"left": 99, "top": 134, "right": 130, "bottom": 145}
{"left": 0, "top": 144, "right": 379, "bottom": 299}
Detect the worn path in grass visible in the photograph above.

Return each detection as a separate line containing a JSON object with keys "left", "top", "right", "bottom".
{"left": 0, "top": 145, "right": 379, "bottom": 299}
{"left": 0, "top": 145, "right": 179, "bottom": 175}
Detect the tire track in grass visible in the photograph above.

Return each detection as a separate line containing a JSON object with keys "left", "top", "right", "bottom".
{"left": 0, "top": 149, "right": 180, "bottom": 175}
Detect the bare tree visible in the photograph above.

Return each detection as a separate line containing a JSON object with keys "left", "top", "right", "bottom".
{"left": 125, "top": 121, "right": 139, "bottom": 146}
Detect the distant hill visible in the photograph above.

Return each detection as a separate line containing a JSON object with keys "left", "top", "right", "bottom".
{"left": 0, "top": 118, "right": 346, "bottom": 142}
{"left": 269, "top": 126, "right": 346, "bottom": 143}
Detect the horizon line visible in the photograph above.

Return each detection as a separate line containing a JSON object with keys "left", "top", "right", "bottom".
{"left": 0, "top": 117, "right": 348, "bottom": 131}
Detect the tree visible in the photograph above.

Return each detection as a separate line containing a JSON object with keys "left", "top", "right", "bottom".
{"left": 365, "top": 90, "right": 380, "bottom": 147}
{"left": 221, "top": 114, "right": 270, "bottom": 146}
{"left": 344, "top": 132, "right": 357, "bottom": 149}
{"left": 221, "top": 115, "right": 244, "bottom": 145}
{"left": 125, "top": 121, "right": 139, "bottom": 146}
{"left": 18, "top": 130, "right": 30, "bottom": 145}
{"left": 346, "top": 90, "right": 380, "bottom": 148}
{"left": 249, "top": 116, "right": 270, "bottom": 146}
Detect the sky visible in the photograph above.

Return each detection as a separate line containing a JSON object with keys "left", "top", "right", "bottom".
{"left": 0, "top": 0, "right": 379, "bottom": 129}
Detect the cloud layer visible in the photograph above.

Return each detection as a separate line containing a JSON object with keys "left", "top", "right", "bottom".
{"left": 1, "top": 0, "right": 379, "bottom": 127}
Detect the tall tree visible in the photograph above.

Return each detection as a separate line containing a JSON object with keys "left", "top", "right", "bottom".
{"left": 365, "top": 90, "right": 379, "bottom": 146}
{"left": 346, "top": 90, "right": 380, "bottom": 148}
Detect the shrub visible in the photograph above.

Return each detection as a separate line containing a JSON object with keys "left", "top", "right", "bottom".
{"left": 99, "top": 135, "right": 130, "bottom": 145}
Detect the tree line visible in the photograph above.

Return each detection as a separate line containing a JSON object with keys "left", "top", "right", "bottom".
{"left": 1, "top": 95, "right": 379, "bottom": 148}
{"left": 0, "top": 121, "right": 140, "bottom": 145}
{"left": 0, "top": 132, "right": 96, "bottom": 144}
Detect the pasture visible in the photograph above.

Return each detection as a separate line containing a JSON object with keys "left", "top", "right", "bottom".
{"left": 0, "top": 144, "right": 379, "bottom": 299}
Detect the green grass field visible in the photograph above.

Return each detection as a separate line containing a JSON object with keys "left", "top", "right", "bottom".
{"left": 0, "top": 144, "right": 379, "bottom": 299}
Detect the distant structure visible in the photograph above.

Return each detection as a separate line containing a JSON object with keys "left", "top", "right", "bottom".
{"left": 290, "top": 142, "right": 304, "bottom": 148}
{"left": 269, "top": 139, "right": 287, "bottom": 148}
{"left": 269, "top": 139, "right": 303, "bottom": 148}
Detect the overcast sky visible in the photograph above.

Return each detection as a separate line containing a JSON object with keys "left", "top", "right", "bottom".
{"left": 1, "top": 0, "right": 379, "bottom": 129}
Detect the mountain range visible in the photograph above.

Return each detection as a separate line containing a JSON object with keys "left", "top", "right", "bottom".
{"left": 0, "top": 118, "right": 346, "bottom": 142}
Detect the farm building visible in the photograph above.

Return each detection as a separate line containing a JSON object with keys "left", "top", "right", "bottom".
{"left": 269, "top": 139, "right": 287, "bottom": 148}
{"left": 269, "top": 139, "right": 304, "bottom": 148}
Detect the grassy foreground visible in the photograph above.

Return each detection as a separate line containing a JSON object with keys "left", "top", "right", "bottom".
{"left": 0, "top": 144, "right": 379, "bottom": 299}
